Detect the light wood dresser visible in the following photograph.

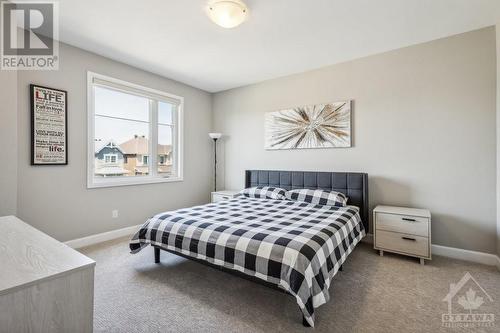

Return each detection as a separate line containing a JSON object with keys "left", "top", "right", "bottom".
{"left": 0, "top": 216, "right": 96, "bottom": 332}
{"left": 373, "top": 205, "right": 431, "bottom": 265}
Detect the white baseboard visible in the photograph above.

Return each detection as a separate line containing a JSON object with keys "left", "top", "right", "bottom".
{"left": 65, "top": 227, "right": 500, "bottom": 270}
{"left": 364, "top": 233, "right": 499, "bottom": 269}
{"left": 431, "top": 244, "right": 500, "bottom": 268}
{"left": 65, "top": 224, "right": 142, "bottom": 249}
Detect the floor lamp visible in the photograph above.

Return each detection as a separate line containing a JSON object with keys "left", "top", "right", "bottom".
{"left": 209, "top": 133, "right": 222, "bottom": 191}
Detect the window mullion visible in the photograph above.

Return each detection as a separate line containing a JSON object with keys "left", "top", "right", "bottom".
{"left": 150, "top": 100, "right": 158, "bottom": 178}
{"left": 172, "top": 106, "right": 177, "bottom": 177}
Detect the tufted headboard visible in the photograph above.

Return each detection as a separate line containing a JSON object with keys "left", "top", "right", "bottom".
{"left": 245, "top": 170, "right": 369, "bottom": 232}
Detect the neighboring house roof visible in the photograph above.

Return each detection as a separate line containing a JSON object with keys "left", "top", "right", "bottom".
{"left": 134, "top": 165, "right": 172, "bottom": 174}
{"left": 134, "top": 165, "right": 149, "bottom": 174}
{"left": 158, "top": 165, "right": 172, "bottom": 173}
{"left": 95, "top": 140, "right": 125, "bottom": 154}
{"left": 158, "top": 143, "right": 172, "bottom": 155}
{"left": 119, "top": 135, "right": 171, "bottom": 155}
{"left": 94, "top": 166, "right": 130, "bottom": 176}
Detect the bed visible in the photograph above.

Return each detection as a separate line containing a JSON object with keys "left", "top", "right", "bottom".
{"left": 130, "top": 170, "right": 369, "bottom": 327}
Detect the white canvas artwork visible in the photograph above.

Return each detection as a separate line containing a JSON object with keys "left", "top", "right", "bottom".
{"left": 265, "top": 100, "right": 352, "bottom": 150}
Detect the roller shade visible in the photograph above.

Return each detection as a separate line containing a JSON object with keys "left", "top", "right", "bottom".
{"left": 92, "top": 76, "right": 181, "bottom": 106}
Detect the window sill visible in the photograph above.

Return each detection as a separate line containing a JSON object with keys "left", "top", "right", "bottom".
{"left": 87, "top": 176, "right": 183, "bottom": 189}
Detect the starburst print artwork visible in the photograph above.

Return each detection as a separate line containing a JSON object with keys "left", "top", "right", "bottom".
{"left": 265, "top": 101, "right": 351, "bottom": 150}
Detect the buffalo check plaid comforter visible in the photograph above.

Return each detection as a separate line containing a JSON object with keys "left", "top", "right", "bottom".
{"left": 130, "top": 196, "right": 365, "bottom": 327}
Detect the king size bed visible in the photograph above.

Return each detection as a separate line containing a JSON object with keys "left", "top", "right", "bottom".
{"left": 130, "top": 170, "right": 368, "bottom": 327}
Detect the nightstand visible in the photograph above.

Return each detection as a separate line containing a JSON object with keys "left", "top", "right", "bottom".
{"left": 211, "top": 190, "right": 239, "bottom": 203}
{"left": 373, "top": 205, "right": 431, "bottom": 265}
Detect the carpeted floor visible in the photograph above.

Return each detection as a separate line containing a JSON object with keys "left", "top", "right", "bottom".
{"left": 80, "top": 238, "right": 500, "bottom": 333}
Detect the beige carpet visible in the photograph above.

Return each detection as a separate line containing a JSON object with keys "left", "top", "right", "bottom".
{"left": 80, "top": 238, "right": 500, "bottom": 333}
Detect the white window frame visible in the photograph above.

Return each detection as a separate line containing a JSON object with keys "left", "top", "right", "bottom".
{"left": 87, "top": 71, "right": 184, "bottom": 189}
{"left": 104, "top": 153, "right": 118, "bottom": 164}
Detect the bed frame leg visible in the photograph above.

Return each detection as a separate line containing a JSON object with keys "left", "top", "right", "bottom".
{"left": 302, "top": 316, "right": 311, "bottom": 327}
{"left": 154, "top": 247, "right": 160, "bottom": 263}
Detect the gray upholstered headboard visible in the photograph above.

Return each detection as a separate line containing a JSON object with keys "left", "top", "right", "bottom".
{"left": 245, "top": 170, "right": 369, "bottom": 232}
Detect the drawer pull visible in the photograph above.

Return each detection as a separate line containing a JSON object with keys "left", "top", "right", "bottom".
{"left": 222, "top": 196, "right": 230, "bottom": 199}
{"left": 402, "top": 236, "right": 416, "bottom": 241}
{"left": 402, "top": 218, "right": 416, "bottom": 222}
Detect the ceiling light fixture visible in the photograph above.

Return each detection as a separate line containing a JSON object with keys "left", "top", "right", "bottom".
{"left": 206, "top": 0, "right": 248, "bottom": 29}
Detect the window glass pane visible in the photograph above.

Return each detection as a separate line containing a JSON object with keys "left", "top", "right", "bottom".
{"left": 94, "top": 86, "right": 149, "bottom": 122}
{"left": 94, "top": 115, "right": 149, "bottom": 177}
{"left": 89, "top": 75, "right": 182, "bottom": 187}
{"left": 158, "top": 101, "right": 174, "bottom": 125}
{"left": 158, "top": 124, "right": 173, "bottom": 177}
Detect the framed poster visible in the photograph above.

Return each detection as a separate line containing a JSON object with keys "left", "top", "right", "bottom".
{"left": 30, "top": 84, "right": 68, "bottom": 165}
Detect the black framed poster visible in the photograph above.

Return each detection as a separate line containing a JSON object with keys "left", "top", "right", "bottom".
{"left": 30, "top": 84, "right": 68, "bottom": 165}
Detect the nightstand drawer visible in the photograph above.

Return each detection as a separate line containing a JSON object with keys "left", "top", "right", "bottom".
{"left": 211, "top": 190, "right": 239, "bottom": 203}
{"left": 375, "top": 212, "right": 429, "bottom": 237}
{"left": 212, "top": 194, "right": 231, "bottom": 202}
{"left": 375, "top": 230, "right": 429, "bottom": 258}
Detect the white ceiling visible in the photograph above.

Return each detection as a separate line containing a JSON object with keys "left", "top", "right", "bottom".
{"left": 58, "top": 0, "right": 500, "bottom": 93}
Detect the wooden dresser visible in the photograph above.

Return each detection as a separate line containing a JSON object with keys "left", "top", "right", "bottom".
{"left": 0, "top": 216, "right": 95, "bottom": 332}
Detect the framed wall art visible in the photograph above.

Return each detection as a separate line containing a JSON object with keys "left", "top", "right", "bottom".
{"left": 30, "top": 84, "right": 68, "bottom": 165}
{"left": 265, "top": 100, "right": 352, "bottom": 150}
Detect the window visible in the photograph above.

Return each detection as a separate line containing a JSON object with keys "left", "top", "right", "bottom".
{"left": 104, "top": 154, "right": 117, "bottom": 164}
{"left": 87, "top": 72, "right": 183, "bottom": 188}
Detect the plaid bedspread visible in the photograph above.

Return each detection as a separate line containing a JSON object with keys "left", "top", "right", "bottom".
{"left": 130, "top": 196, "right": 365, "bottom": 327}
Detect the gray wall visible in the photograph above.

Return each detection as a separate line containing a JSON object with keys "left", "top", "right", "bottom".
{"left": 213, "top": 27, "right": 497, "bottom": 254}
{"left": 16, "top": 42, "right": 213, "bottom": 242}
{"left": 0, "top": 69, "right": 18, "bottom": 216}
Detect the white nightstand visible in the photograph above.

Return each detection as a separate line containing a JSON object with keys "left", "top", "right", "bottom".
{"left": 211, "top": 190, "right": 239, "bottom": 203}
{"left": 373, "top": 205, "right": 431, "bottom": 265}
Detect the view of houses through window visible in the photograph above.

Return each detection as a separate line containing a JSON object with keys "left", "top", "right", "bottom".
{"left": 92, "top": 84, "right": 176, "bottom": 180}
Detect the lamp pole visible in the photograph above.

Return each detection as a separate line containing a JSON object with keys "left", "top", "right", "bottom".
{"left": 213, "top": 137, "right": 218, "bottom": 192}
{"left": 209, "top": 133, "right": 222, "bottom": 192}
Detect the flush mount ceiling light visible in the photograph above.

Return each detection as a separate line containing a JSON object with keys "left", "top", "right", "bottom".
{"left": 206, "top": 0, "right": 248, "bottom": 29}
